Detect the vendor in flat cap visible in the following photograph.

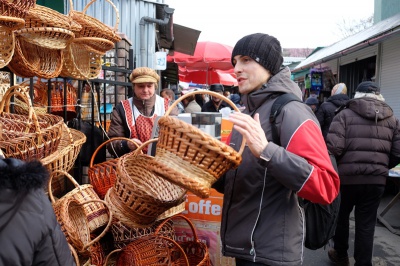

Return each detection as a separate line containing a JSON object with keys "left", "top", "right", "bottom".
{"left": 107, "top": 67, "right": 177, "bottom": 156}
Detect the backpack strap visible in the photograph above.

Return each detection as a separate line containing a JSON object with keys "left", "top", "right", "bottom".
{"left": 269, "top": 93, "right": 302, "bottom": 145}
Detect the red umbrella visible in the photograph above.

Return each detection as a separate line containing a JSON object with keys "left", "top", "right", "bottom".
{"left": 178, "top": 67, "right": 237, "bottom": 86}
{"left": 167, "top": 41, "right": 234, "bottom": 71}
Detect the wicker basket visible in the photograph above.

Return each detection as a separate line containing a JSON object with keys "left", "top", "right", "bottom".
{"left": 49, "top": 81, "right": 77, "bottom": 118}
{"left": 111, "top": 217, "right": 176, "bottom": 249}
{"left": 114, "top": 138, "right": 187, "bottom": 226}
{"left": 167, "top": 215, "right": 211, "bottom": 266}
{"left": 68, "top": 0, "right": 121, "bottom": 51}
{"left": 8, "top": 37, "right": 63, "bottom": 79}
{"left": 149, "top": 90, "right": 245, "bottom": 198}
{"left": 13, "top": 81, "right": 48, "bottom": 115}
{"left": 15, "top": 27, "right": 75, "bottom": 50}
{"left": 105, "top": 235, "right": 189, "bottom": 266}
{"left": 52, "top": 196, "right": 112, "bottom": 253}
{"left": 0, "top": 86, "right": 63, "bottom": 160}
{"left": 0, "top": 26, "right": 15, "bottom": 68}
{"left": 0, "top": 0, "right": 35, "bottom": 19}
{"left": 88, "top": 137, "right": 139, "bottom": 200}
{"left": 49, "top": 170, "right": 112, "bottom": 234}
{"left": 60, "top": 40, "right": 105, "bottom": 80}
{"left": 42, "top": 123, "right": 86, "bottom": 197}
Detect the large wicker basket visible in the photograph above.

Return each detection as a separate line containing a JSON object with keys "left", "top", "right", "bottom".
{"left": 149, "top": 90, "right": 245, "bottom": 198}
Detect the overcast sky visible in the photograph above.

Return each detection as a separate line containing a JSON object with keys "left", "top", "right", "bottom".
{"left": 166, "top": 0, "right": 374, "bottom": 49}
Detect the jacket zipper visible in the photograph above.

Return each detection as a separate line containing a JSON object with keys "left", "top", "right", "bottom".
{"left": 249, "top": 167, "right": 268, "bottom": 261}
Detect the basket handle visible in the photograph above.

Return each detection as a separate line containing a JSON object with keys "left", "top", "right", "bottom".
{"left": 48, "top": 169, "right": 81, "bottom": 204}
{"left": 0, "top": 86, "right": 44, "bottom": 144}
{"left": 155, "top": 214, "right": 199, "bottom": 242}
{"left": 132, "top": 138, "right": 158, "bottom": 156}
{"left": 82, "top": 0, "right": 120, "bottom": 31}
{"left": 63, "top": 198, "right": 113, "bottom": 253}
{"left": 90, "top": 137, "right": 140, "bottom": 167}
{"left": 68, "top": 243, "right": 80, "bottom": 266}
{"left": 165, "top": 90, "right": 246, "bottom": 155}
{"left": 103, "top": 249, "right": 121, "bottom": 266}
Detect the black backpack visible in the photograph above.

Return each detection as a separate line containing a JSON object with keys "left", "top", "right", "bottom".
{"left": 269, "top": 93, "right": 341, "bottom": 250}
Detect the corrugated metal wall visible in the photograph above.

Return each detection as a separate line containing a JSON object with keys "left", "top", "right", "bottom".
{"left": 66, "top": 0, "right": 165, "bottom": 68}
{"left": 380, "top": 34, "right": 400, "bottom": 118}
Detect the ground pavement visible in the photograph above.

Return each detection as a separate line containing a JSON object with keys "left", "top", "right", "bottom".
{"left": 303, "top": 186, "right": 400, "bottom": 266}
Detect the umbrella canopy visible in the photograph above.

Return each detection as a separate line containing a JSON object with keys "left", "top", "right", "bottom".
{"left": 178, "top": 67, "right": 237, "bottom": 86}
{"left": 167, "top": 41, "right": 234, "bottom": 70}
{"left": 167, "top": 41, "right": 237, "bottom": 85}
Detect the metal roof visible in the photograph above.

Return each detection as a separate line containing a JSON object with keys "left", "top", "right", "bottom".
{"left": 293, "top": 13, "right": 400, "bottom": 72}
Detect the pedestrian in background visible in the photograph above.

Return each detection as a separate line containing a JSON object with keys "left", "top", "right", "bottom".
{"left": 213, "top": 33, "right": 339, "bottom": 266}
{"left": 305, "top": 96, "right": 319, "bottom": 113}
{"left": 0, "top": 150, "right": 75, "bottom": 266}
{"left": 161, "top": 88, "right": 184, "bottom": 113}
{"left": 326, "top": 81, "right": 400, "bottom": 266}
{"left": 316, "top": 83, "right": 350, "bottom": 141}
{"left": 201, "top": 83, "right": 231, "bottom": 112}
{"left": 181, "top": 90, "right": 202, "bottom": 113}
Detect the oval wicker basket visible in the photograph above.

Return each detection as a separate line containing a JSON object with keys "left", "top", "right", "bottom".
{"left": 8, "top": 37, "right": 63, "bottom": 79}
{"left": 0, "top": 26, "right": 16, "bottom": 68}
{"left": 49, "top": 170, "right": 111, "bottom": 234}
{"left": 149, "top": 90, "right": 245, "bottom": 198}
{"left": 53, "top": 196, "right": 112, "bottom": 253}
{"left": 15, "top": 27, "right": 75, "bottom": 50}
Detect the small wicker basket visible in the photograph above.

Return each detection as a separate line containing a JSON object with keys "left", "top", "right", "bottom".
{"left": 150, "top": 90, "right": 245, "bottom": 198}
{"left": 49, "top": 170, "right": 111, "bottom": 234}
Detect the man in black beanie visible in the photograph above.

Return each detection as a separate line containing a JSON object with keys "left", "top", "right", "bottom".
{"left": 212, "top": 33, "right": 340, "bottom": 265}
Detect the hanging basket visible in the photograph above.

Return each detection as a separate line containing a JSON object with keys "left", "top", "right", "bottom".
{"left": 149, "top": 90, "right": 245, "bottom": 198}
{"left": 49, "top": 80, "right": 77, "bottom": 119}
{"left": 24, "top": 4, "right": 80, "bottom": 30}
{"left": 15, "top": 27, "right": 75, "bottom": 50}
{"left": 0, "top": 86, "right": 63, "bottom": 160}
{"left": 68, "top": 0, "right": 121, "bottom": 50}
{"left": 114, "top": 138, "right": 187, "bottom": 226}
{"left": 8, "top": 37, "right": 63, "bottom": 79}
{"left": 0, "top": 26, "right": 15, "bottom": 68}
{"left": 49, "top": 170, "right": 112, "bottom": 234}
{"left": 60, "top": 40, "right": 105, "bottom": 80}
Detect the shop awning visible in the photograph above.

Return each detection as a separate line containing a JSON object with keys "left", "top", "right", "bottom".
{"left": 293, "top": 13, "right": 400, "bottom": 72}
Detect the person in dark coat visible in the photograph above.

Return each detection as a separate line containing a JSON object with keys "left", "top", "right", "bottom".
{"left": 0, "top": 151, "right": 75, "bottom": 266}
{"left": 316, "top": 83, "right": 350, "bottom": 141}
{"left": 201, "top": 83, "right": 231, "bottom": 112}
{"left": 305, "top": 96, "right": 319, "bottom": 113}
{"left": 326, "top": 81, "right": 400, "bottom": 266}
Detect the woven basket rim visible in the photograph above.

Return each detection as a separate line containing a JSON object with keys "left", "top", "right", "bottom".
{"left": 0, "top": 15, "right": 25, "bottom": 29}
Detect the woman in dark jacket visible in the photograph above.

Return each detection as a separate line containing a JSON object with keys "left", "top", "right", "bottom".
{"left": 0, "top": 153, "right": 75, "bottom": 266}
{"left": 316, "top": 83, "right": 349, "bottom": 141}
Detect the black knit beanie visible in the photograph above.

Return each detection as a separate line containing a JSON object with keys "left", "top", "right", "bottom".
{"left": 231, "top": 33, "right": 283, "bottom": 75}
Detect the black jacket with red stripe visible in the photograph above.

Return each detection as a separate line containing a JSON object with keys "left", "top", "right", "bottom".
{"left": 218, "top": 67, "right": 340, "bottom": 265}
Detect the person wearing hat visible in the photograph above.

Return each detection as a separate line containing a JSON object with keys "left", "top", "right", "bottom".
{"left": 212, "top": 33, "right": 339, "bottom": 265}
{"left": 326, "top": 81, "right": 400, "bottom": 266}
{"left": 315, "top": 83, "right": 350, "bottom": 141}
{"left": 304, "top": 96, "right": 319, "bottom": 113}
{"left": 107, "top": 67, "right": 177, "bottom": 156}
{"left": 201, "top": 83, "right": 231, "bottom": 112}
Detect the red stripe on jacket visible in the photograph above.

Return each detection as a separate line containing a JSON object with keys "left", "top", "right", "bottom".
{"left": 287, "top": 119, "right": 340, "bottom": 204}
